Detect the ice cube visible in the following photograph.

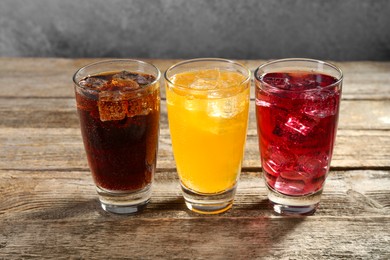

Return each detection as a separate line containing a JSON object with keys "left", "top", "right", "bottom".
{"left": 79, "top": 77, "right": 108, "bottom": 90}
{"left": 190, "top": 78, "right": 220, "bottom": 90}
{"left": 125, "top": 94, "right": 153, "bottom": 117}
{"left": 218, "top": 71, "right": 244, "bottom": 89}
{"left": 111, "top": 72, "right": 140, "bottom": 90}
{"left": 275, "top": 176, "right": 305, "bottom": 194}
{"left": 98, "top": 92, "right": 126, "bottom": 121}
{"left": 207, "top": 98, "right": 235, "bottom": 118}
{"left": 189, "top": 69, "right": 221, "bottom": 90}
{"left": 113, "top": 71, "right": 155, "bottom": 86}
{"left": 288, "top": 73, "right": 317, "bottom": 90}
{"left": 263, "top": 73, "right": 290, "bottom": 89}
{"left": 300, "top": 153, "right": 329, "bottom": 177}
{"left": 197, "top": 69, "right": 221, "bottom": 80}
{"left": 112, "top": 71, "right": 139, "bottom": 81}
{"left": 207, "top": 94, "right": 247, "bottom": 119}
{"left": 296, "top": 156, "right": 323, "bottom": 176}
{"left": 280, "top": 171, "right": 311, "bottom": 181}
{"left": 134, "top": 74, "right": 153, "bottom": 85}
{"left": 303, "top": 90, "right": 339, "bottom": 118}
{"left": 284, "top": 114, "right": 318, "bottom": 136}
{"left": 184, "top": 95, "right": 197, "bottom": 111}
{"left": 263, "top": 146, "right": 296, "bottom": 176}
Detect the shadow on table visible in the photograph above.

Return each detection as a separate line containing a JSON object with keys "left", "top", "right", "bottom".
{"left": 25, "top": 198, "right": 100, "bottom": 221}
{"left": 20, "top": 196, "right": 306, "bottom": 258}
{"left": 24, "top": 196, "right": 190, "bottom": 220}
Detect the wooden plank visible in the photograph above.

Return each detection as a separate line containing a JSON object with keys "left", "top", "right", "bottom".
{"left": 0, "top": 170, "right": 389, "bottom": 259}
{"left": 1, "top": 127, "right": 389, "bottom": 170}
{"left": 0, "top": 58, "right": 175, "bottom": 98}
{"left": 338, "top": 99, "right": 390, "bottom": 130}
{"left": 1, "top": 216, "right": 389, "bottom": 259}
{"left": 1, "top": 215, "right": 388, "bottom": 259}
{"left": 1, "top": 170, "right": 389, "bottom": 219}
{"left": 1, "top": 58, "right": 390, "bottom": 100}
{"left": 1, "top": 98, "right": 390, "bottom": 131}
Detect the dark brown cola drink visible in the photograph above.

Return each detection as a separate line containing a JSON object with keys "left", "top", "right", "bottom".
{"left": 73, "top": 60, "right": 160, "bottom": 214}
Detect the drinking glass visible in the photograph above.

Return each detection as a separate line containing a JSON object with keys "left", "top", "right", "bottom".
{"left": 165, "top": 58, "right": 250, "bottom": 214}
{"left": 73, "top": 59, "right": 160, "bottom": 214}
{"left": 254, "top": 58, "right": 343, "bottom": 215}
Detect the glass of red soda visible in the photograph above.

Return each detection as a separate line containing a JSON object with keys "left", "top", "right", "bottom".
{"left": 73, "top": 60, "right": 160, "bottom": 214}
{"left": 254, "top": 58, "right": 343, "bottom": 215}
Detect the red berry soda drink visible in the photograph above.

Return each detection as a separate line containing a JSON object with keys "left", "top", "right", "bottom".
{"left": 254, "top": 59, "right": 343, "bottom": 215}
{"left": 73, "top": 60, "right": 160, "bottom": 214}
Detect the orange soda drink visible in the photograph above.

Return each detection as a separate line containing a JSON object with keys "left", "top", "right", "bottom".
{"left": 165, "top": 59, "right": 250, "bottom": 214}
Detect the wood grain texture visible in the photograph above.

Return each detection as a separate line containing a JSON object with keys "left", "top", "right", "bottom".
{"left": 0, "top": 58, "right": 389, "bottom": 259}
{"left": 1, "top": 170, "right": 389, "bottom": 259}
{"left": 1, "top": 58, "right": 390, "bottom": 99}
{"left": 2, "top": 98, "right": 390, "bottom": 130}
{"left": 1, "top": 128, "right": 390, "bottom": 170}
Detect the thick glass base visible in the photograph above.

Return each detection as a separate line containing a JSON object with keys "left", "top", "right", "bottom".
{"left": 96, "top": 184, "right": 152, "bottom": 214}
{"left": 266, "top": 183, "right": 322, "bottom": 215}
{"left": 181, "top": 184, "right": 237, "bottom": 214}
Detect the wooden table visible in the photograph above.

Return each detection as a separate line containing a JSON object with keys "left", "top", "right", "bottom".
{"left": 1, "top": 58, "right": 389, "bottom": 259}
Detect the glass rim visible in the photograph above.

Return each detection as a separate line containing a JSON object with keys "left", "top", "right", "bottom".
{"left": 164, "top": 58, "right": 251, "bottom": 91}
{"left": 72, "top": 59, "right": 161, "bottom": 93}
{"left": 254, "top": 58, "right": 343, "bottom": 92}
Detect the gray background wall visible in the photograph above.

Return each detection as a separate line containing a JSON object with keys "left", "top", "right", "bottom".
{"left": 0, "top": 0, "right": 389, "bottom": 60}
